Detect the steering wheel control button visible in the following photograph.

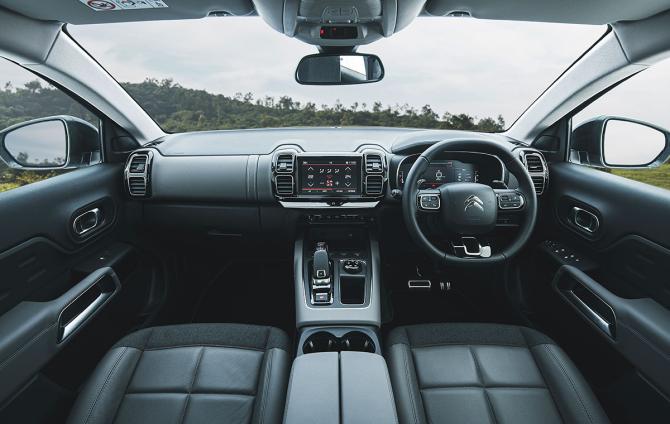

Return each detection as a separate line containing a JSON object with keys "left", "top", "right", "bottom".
{"left": 497, "top": 191, "right": 524, "bottom": 210}
{"left": 418, "top": 193, "right": 441, "bottom": 210}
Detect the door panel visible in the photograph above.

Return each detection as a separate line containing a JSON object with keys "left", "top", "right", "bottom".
{"left": 0, "top": 161, "right": 159, "bottom": 411}
{"left": 539, "top": 161, "right": 670, "bottom": 398}
{"left": 0, "top": 164, "right": 122, "bottom": 315}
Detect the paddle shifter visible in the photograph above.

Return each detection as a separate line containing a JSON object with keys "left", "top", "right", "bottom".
{"left": 311, "top": 242, "right": 332, "bottom": 304}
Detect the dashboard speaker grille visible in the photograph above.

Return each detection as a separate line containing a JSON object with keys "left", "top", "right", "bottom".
{"left": 275, "top": 175, "right": 294, "bottom": 195}
{"left": 365, "top": 175, "right": 384, "bottom": 195}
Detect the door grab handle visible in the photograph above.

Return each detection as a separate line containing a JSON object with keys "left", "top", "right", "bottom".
{"left": 572, "top": 206, "right": 599, "bottom": 233}
{"left": 73, "top": 208, "right": 101, "bottom": 235}
{"left": 565, "top": 289, "right": 615, "bottom": 338}
{"left": 58, "top": 271, "right": 118, "bottom": 342}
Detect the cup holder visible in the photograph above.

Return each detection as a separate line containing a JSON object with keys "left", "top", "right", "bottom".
{"left": 302, "top": 331, "right": 339, "bottom": 354}
{"left": 302, "top": 330, "right": 376, "bottom": 354}
{"left": 340, "top": 331, "right": 375, "bottom": 353}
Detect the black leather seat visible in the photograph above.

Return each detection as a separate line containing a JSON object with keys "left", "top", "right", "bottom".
{"left": 386, "top": 323, "right": 610, "bottom": 424}
{"left": 66, "top": 323, "right": 290, "bottom": 424}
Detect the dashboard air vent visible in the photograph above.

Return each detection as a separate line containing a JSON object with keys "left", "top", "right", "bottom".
{"left": 275, "top": 175, "right": 294, "bottom": 196}
{"left": 125, "top": 151, "right": 152, "bottom": 198}
{"left": 365, "top": 154, "right": 384, "bottom": 173}
{"left": 365, "top": 175, "right": 384, "bottom": 195}
{"left": 128, "top": 177, "right": 147, "bottom": 196}
{"left": 522, "top": 152, "right": 547, "bottom": 195}
{"left": 276, "top": 153, "right": 295, "bottom": 173}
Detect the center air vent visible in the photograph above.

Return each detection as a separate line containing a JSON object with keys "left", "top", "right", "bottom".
{"left": 275, "top": 175, "right": 294, "bottom": 196}
{"left": 275, "top": 153, "right": 295, "bottom": 173}
{"left": 365, "top": 153, "right": 384, "bottom": 173}
{"left": 522, "top": 151, "right": 547, "bottom": 195}
{"left": 125, "top": 151, "right": 153, "bottom": 198}
{"left": 365, "top": 175, "right": 384, "bottom": 195}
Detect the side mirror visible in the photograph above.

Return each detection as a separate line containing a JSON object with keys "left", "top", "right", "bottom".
{"left": 571, "top": 116, "right": 670, "bottom": 168}
{"left": 295, "top": 53, "right": 384, "bottom": 85}
{"left": 0, "top": 116, "right": 100, "bottom": 170}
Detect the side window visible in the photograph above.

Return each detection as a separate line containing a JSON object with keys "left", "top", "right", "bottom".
{"left": 0, "top": 57, "right": 101, "bottom": 193}
{"left": 571, "top": 57, "right": 670, "bottom": 191}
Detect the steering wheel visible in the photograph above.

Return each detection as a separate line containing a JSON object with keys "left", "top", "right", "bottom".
{"left": 402, "top": 138, "right": 537, "bottom": 266}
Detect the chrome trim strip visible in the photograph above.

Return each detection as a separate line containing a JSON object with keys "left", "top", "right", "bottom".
{"left": 280, "top": 201, "right": 379, "bottom": 209}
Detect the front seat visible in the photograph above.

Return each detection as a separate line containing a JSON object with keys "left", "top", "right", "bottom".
{"left": 66, "top": 323, "right": 290, "bottom": 424}
{"left": 386, "top": 323, "right": 610, "bottom": 424}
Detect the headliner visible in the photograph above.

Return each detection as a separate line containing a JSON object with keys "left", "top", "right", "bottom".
{"left": 0, "top": 0, "right": 668, "bottom": 26}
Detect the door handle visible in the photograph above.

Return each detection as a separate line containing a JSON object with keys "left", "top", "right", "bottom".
{"left": 73, "top": 208, "right": 101, "bottom": 236}
{"left": 572, "top": 206, "right": 599, "bottom": 234}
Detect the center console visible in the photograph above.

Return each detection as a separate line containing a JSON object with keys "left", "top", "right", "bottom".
{"left": 294, "top": 226, "right": 381, "bottom": 328}
{"left": 283, "top": 152, "right": 394, "bottom": 422}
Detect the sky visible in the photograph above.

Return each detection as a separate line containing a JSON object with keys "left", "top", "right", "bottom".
{"left": 60, "top": 17, "right": 605, "bottom": 125}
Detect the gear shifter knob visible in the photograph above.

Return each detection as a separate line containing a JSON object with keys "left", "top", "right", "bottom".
{"left": 313, "top": 242, "right": 330, "bottom": 280}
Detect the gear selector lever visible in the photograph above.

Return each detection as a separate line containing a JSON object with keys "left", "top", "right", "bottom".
{"left": 313, "top": 242, "right": 330, "bottom": 280}
{"left": 311, "top": 242, "right": 332, "bottom": 304}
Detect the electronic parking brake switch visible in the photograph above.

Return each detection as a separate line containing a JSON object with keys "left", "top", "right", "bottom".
{"left": 312, "top": 242, "right": 332, "bottom": 304}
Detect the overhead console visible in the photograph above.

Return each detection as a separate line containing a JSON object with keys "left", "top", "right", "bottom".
{"left": 254, "top": 0, "right": 426, "bottom": 47}
{"left": 272, "top": 149, "right": 387, "bottom": 208}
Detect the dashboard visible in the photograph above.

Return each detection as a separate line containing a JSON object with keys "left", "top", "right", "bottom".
{"left": 124, "top": 128, "right": 546, "bottom": 214}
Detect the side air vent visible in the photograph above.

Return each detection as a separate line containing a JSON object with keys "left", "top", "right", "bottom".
{"left": 275, "top": 175, "right": 294, "bottom": 196}
{"left": 125, "top": 151, "right": 153, "bottom": 198}
{"left": 275, "top": 153, "right": 295, "bottom": 173}
{"left": 128, "top": 177, "right": 147, "bottom": 196}
{"left": 365, "top": 153, "right": 384, "bottom": 173}
{"left": 365, "top": 175, "right": 384, "bottom": 195}
{"left": 522, "top": 151, "right": 547, "bottom": 195}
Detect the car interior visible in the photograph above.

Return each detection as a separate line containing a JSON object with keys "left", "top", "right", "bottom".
{"left": 0, "top": 1, "right": 670, "bottom": 423}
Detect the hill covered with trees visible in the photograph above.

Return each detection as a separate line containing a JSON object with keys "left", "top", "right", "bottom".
{"left": 0, "top": 78, "right": 506, "bottom": 133}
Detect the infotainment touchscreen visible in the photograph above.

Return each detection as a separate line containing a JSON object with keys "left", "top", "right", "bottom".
{"left": 299, "top": 157, "right": 361, "bottom": 195}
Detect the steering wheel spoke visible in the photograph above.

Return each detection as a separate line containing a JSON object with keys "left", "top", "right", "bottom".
{"left": 417, "top": 189, "right": 441, "bottom": 212}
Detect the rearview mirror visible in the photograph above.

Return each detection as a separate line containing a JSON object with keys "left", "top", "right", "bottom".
{"left": 571, "top": 116, "right": 670, "bottom": 168}
{"left": 295, "top": 53, "right": 384, "bottom": 85}
{"left": 0, "top": 116, "right": 100, "bottom": 170}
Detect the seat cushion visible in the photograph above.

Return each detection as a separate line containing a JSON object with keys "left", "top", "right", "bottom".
{"left": 386, "top": 323, "right": 610, "bottom": 424}
{"left": 66, "top": 323, "right": 291, "bottom": 424}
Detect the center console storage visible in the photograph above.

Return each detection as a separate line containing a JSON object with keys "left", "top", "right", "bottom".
{"left": 283, "top": 351, "right": 398, "bottom": 424}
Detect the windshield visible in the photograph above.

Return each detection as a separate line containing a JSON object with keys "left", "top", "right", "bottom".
{"left": 67, "top": 18, "right": 604, "bottom": 133}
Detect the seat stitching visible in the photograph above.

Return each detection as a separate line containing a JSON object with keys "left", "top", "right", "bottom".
{"left": 178, "top": 346, "right": 205, "bottom": 424}
{"left": 521, "top": 330, "right": 565, "bottom": 423}
{"left": 0, "top": 322, "right": 56, "bottom": 372}
{"left": 83, "top": 347, "right": 129, "bottom": 424}
{"left": 124, "top": 392, "right": 255, "bottom": 397}
{"left": 420, "top": 384, "right": 547, "bottom": 390}
{"left": 469, "top": 345, "right": 497, "bottom": 424}
{"left": 389, "top": 342, "right": 526, "bottom": 349}
{"left": 258, "top": 348, "right": 274, "bottom": 424}
{"left": 109, "top": 347, "right": 144, "bottom": 424}
{"left": 544, "top": 344, "right": 594, "bottom": 424}
{"left": 402, "top": 346, "right": 420, "bottom": 424}
{"left": 142, "top": 344, "right": 265, "bottom": 352}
